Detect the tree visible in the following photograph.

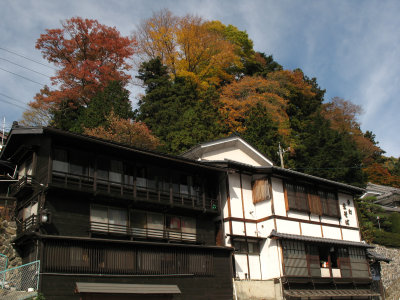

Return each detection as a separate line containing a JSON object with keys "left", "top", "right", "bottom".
{"left": 291, "top": 113, "right": 365, "bottom": 186}
{"left": 242, "top": 103, "right": 283, "bottom": 163}
{"left": 322, "top": 97, "right": 383, "bottom": 164}
{"left": 219, "top": 75, "right": 290, "bottom": 138}
{"left": 134, "top": 9, "right": 243, "bottom": 88}
{"left": 136, "top": 58, "right": 225, "bottom": 153}
{"left": 84, "top": 112, "right": 160, "bottom": 150}
{"left": 32, "top": 17, "right": 136, "bottom": 108}
{"left": 50, "top": 81, "right": 134, "bottom": 133}
{"left": 19, "top": 105, "right": 53, "bottom": 126}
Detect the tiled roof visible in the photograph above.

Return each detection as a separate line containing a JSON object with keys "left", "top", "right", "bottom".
{"left": 268, "top": 230, "right": 374, "bottom": 248}
{"left": 284, "top": 289, "right": 380, "bottom": 297}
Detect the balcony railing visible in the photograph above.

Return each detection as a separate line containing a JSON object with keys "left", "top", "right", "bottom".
{"left": 9, "top": 175, "right": 34, "bottom": 196}
{"left": 51, "top": 171, "right": 219, "bottom": 212}
{"left": 90, "top": 221, "right": 198, "bottom": 243}
{"left": 17, "top": 214, "right": 38, "bottom": 234}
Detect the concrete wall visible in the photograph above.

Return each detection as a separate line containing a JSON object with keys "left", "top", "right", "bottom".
{"left": 233, "top": 279, "right": 283, "bottom": 300}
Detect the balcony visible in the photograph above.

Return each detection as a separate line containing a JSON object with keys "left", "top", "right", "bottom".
{"left": 9, "top": 175, "right": 34, "bottom": 196}
{"left": 51, "top": 171, "right": 219, "bottom": 212}
{"left": 17, "top": 214, "right": 38, "bottom": 234}
{"left": 90, "top": 221, "right": 198, "bottom": 243}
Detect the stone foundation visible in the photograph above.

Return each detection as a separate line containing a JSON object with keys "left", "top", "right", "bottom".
{"left": 0, "top": 219, "right": 22, "bottom": 269}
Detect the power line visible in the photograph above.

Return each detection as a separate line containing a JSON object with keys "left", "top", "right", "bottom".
{"left": 0, "top": 97, "right": 27, "bottom": 110}
{"left": 0, "top": 92, "right": 28, "bottom": 105}
{"left": 0, "top": 47, "right": 58, "bottom": 71}
{"left": 0, "top": 57, "right": 52, "bottom": 78}
{"left": 0, "top": 66, "right": 46, "bottom": 86}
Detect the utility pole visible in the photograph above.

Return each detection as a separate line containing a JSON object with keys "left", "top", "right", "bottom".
{"left": 278, "top": 143, "right": 284, "bottom": 168}
{"left": 1, "top": 117, "right": 5, "bottom": 147}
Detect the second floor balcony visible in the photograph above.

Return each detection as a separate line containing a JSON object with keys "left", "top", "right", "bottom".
{"left": 50, "top": 170, "right": 219, "bottom": 212}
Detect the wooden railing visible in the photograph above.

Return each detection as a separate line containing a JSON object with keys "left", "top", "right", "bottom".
{"left": 17, "top": 214, "right": 38, "bottom": 233}
{"left": 9, "top": 175, "right": 34, "bottom": 195}
{"left": 90, "top": 221, "right": 198, "bottom": 243}
{"left": 52, "top": 171, "right": 219, "bottom": 211}
{"left": 43, "top": 239, "right": 214, "bottom": 276}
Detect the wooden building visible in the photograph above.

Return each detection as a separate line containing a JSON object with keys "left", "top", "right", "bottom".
{"left": 1, "top": 126, "right": 233, "bottom": 300}
{"left": 183, "top": 135, "right": 381, "bottom": 299}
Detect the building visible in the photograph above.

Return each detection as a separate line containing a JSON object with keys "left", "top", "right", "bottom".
{"left": 1, "top": 126, "right": 233, "bottom": 300}
{"left": 362, "top": 182, "right": 400, "bottom": 213}
{"left": 183, "top": 135, "right": 381, "bottom": 299}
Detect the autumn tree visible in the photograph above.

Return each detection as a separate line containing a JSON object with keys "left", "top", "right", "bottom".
{"left": 135, "top": 58, "right": 225, "bottom": 153}
{"left": 31, "top": 17, "right": 136, "bottom": 110}
{"left": 134, "top": 9, "right": 243, "bottom": 88}
{"left": 84, "top": 111, "right": 160, "bottom": 150}
{"left": 219, "top": 75, "right": 290, "bottom": 137}
{"left": 322, "top": 97, "right": 383, "bottom": 164}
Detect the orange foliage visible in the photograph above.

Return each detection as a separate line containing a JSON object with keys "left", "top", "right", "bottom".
{"left": 364, "top": 163, "right": 400, "bottom": 188}
{"left": 322, "top": 97, "right": 383, "bottom": 164}
{"left": 32, "top": 17, "right": 136, "bottom": 108}
{"left": 219, "top": 70, "right": 316, "bottom": 143}
{"left": 83, "top": 112, "right": 160, "bottom": 150}
{"left": 134, "top": 9, "right": 241, "bottom": 88}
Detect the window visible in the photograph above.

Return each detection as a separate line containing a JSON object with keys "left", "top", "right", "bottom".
{"left": 285, "top": 181, "right": 339, "bottom": 218}
{"left": 320, "top": 190, "right": 339, "bottom": 218}
{"left": 285, "top": 183, "right": 309, "bottom": 212}
{"left": 282, "top": 241, "right": 369, "bottom": 279}
{"left": 53, "top": 149, "right": 68, "bottom": 173}
{"left": 90, "top": 206, "right": 127, "bottom": 234}
{"left": 232, "top": 240, "right": 260, "bottom": 254}
{"left": 109, "top": 160, "right": 123, "bottom": 183}
{"left": 18, "top": 157, "right": 33, "bottom": 179}
{"left": 252, "top": 179, "right": 270, "bottom": 204}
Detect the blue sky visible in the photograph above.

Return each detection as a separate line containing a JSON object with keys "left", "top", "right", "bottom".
{"left": 0, "top": 0, "right": 399, "bottom": 157}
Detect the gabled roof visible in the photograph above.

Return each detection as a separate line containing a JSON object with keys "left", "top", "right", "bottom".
{"left": 181, "top": 135, "right": 274, "bottom": 167}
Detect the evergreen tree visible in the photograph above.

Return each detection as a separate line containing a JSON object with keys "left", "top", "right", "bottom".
{"left": 136, "top": 58, "right": 225, "bottom": 154}
{"left": 242, "top": 103, "right": 282, "bottom": 164}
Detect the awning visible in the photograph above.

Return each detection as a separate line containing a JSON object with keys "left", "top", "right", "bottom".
{"left": 367, "top": 249, "right": 392, "bottom": 263}
{"left": 75, "top": 282, "right": 181, "bottom": 294}
{"left": 284, "top": 289, "right": 380, "bottom": 298}
{"left": 269, "top": 229, "right": 374, "bottom": 248}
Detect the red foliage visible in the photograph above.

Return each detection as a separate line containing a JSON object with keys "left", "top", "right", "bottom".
{"left": 32, "top": 17, "right": 136, "bottom": 108}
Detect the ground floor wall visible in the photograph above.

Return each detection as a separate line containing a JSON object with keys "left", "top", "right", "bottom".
{"left": 233, "top": 279, "right": 282, "bottom": 300}
{"left": 40, "top": 272, "right": 233, "bottom": 300}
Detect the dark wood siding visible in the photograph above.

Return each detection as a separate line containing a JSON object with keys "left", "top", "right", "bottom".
{"left": 40, "top": 247, "right": 232, "bottom": 300}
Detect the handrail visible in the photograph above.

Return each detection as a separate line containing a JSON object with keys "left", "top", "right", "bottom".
{"left": 90, "top": 221, "right": 198, "bottom": 243}
{"left": 9, "top": 175, "right": 34, "bottom": 195}
{"left": 52, "top": 170, "right": 219, "bottom": 211}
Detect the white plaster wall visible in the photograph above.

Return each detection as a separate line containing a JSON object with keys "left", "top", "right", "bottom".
{"left": 338, "top": 192, "right": 358, "bottom": 228}
{"left": 276, "top": 219, "right": 300, "bottom": 235}
{"left": 322, "top": 226, "right": 342, "bottom": 240}
{"left": 320, "top": 216, "right": 340, "bottom": 225}
{"left": 342, "top": 228, "right": 361, "bottom": 242}
{"left": 203, "top": 147, "right": 262, "bottom": 166}
{"left": 249, "top": 255, "right": 262, "bottom": 279}
{"left": 232, "top": 221, "right": 245, "bottom": 235}
{"left": 235, "top": 254, "right": 249, "bottom": 279}
{"left": 288, "top": 211, "right": 309, "bottom": 220}
{"left": 229, "top": 173, "right": 243, "bottom": 218}
{"left": 241, "top": 175, "right": 256, "bottom": 220}
{"left": 246, "top": 222, "right": 258, "bottom": 237}
{"left": 258, "top": 219, "right": 275, "bottom": 238}
{"left": 271, "top": 177, "right": 286, "bottom": 216}
{"left": 254, "top": 197, "right": 272, "bottom": 219}
{"left": 260, "top": 239, "right": 282, "bottom": 280}
{"left": 301, "top": 223, "right": 322, "bottom": 237}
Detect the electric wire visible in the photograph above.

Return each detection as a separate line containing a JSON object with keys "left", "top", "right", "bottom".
{"left": 0, "top": 67, "right": 46, "bottom": 86}
{"left": 0, "top": 92, "right": 28, "bottom": 106}
{"left": 0, "top": 47, "right": 58, "bottom": 71}
{"left": 0, "top": 98, "right": 27, "bottom": 110}
{"left": 0, "top": 57, "right": 52, "bottom": 78}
